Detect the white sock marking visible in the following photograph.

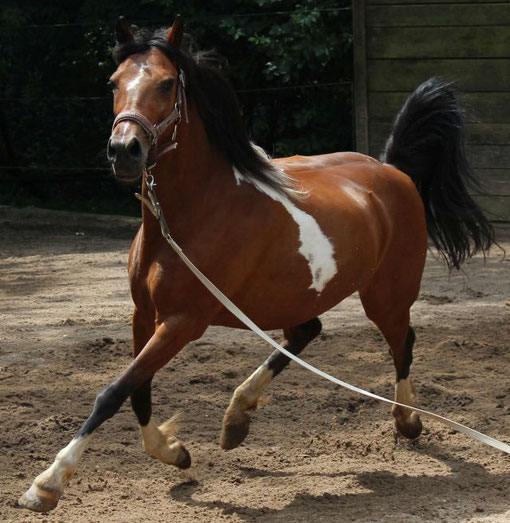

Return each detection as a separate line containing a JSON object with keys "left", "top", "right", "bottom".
{"left": 140, "top": 418, "right": 163, "bottom": 455}
{"left": 25, "top": 435, "right": 91, "bottom": 499}
{"left": 395, "top": 378, "right": 416, "bottom": 405}
{"left": 235, "top": 364, "right": 274, "bottom": 405}
{"left": 139, "top": 418, "right": 184, "bottom": 465}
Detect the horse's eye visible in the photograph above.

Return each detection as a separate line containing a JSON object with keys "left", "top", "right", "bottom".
{"left": 159, "top": 79, "right": 174, "bottom": 92}
{"left": 108, "top": 80, "right": 118, "bottom": 91}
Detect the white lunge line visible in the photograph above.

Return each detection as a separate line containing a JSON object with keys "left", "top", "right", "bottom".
{"left": 143, "top": 190, "right": 510, "bottom": 456}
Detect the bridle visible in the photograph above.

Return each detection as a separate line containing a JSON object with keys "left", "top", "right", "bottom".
{"left": 111, "top": 67, "right": 188, "bottom": 223}
{"left": 111, "top": 68, "right": 188, "bottom": 170}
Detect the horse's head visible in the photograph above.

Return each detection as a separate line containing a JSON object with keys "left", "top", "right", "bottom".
{"left": 107, "top": 17, "right": 184, "bottom": 183}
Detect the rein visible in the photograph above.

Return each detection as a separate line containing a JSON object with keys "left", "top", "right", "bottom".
{"left": 131, "top": 77, "right": 510, "bottom": 457}
{"left": 112, "top": 70, "right": 188, "bottom": 168}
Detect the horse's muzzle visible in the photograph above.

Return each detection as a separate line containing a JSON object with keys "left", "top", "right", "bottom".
{"left": 107, "top": 133, "right": 147, "bottom": 183}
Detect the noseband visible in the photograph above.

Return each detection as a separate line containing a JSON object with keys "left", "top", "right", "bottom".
{"left": 111, "top": 69, "right": 188, "bottom": 169}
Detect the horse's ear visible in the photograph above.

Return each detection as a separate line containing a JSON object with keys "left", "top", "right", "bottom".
{"left": 116, "top": 16, "right": 134, "bottom": 44}
{"left": 166, "top": 15, "right": 183, "bottom": 48}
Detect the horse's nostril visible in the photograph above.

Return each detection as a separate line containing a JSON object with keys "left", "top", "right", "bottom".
{"left": 107, "top": 138, "right": 117, "bottom": 162}
{"left": 128, "top": 137, "right": 142, "bottom": 158}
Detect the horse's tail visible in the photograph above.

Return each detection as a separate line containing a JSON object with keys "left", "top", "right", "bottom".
{"left": 381, "top": 77, "right": 495, "bottom": 269}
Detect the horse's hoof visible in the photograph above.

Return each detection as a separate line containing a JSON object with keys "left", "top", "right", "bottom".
{"left": 176, "top": 446, "right": 192, "bottom": 469}
{"left": 395, "top": 413, "right": 423, "bottom": 440}
{"left": 220, "top": 417, "right": 250, "bottom": 450}
{"left": 18, "top": 483, "right": 61, "bottom": 513}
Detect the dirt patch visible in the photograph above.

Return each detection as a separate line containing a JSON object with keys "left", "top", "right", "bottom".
{"left": 0, "top": 206, "right": 509, "bottom": 522}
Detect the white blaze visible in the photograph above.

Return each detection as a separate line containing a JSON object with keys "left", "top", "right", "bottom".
{"left": 127, "top": 64, "right": 149, "bottom": 92}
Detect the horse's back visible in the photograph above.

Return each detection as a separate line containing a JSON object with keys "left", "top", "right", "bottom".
{"left": 274, "top": 151, "right": 416, "bottom": 195}
{"left": 275, "top": 151, "right": 424, "bottom": 227}
{"left": 273, "top": 151, "right": 379, "bottom": 171}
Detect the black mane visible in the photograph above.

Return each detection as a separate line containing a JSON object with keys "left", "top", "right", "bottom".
{"left": 113, "top": 27, "right": 297, "bottom": 196}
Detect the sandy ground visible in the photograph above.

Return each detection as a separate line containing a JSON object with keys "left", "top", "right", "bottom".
{"left": 0, "top": 205, "right": 509, "bottom": 523}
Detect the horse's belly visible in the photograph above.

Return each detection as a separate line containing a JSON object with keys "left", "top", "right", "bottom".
{"left": 210, "top": 281, "right": 356, "bottom": 331}
{"left": 210, "top": 230, "right": 374, "bottom": 331}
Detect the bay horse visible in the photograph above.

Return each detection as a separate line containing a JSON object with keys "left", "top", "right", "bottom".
{"left": 19, "top": 17, "right": 494, "bottom": 512}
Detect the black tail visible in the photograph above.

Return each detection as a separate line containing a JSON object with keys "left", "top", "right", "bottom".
{"left": 381, "top": 77, "right": 495, "bottom": 269}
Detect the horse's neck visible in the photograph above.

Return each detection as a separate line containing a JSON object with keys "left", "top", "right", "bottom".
{"left": 141, "top": 106, "right": 235, "bottom": 234}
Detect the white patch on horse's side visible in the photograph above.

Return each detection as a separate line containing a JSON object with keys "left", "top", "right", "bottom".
{"left": 127, "top": 64, "right": 149, "bottom": 92}
{"left": 235, "top": 150, "right": 337, "bottom": 292}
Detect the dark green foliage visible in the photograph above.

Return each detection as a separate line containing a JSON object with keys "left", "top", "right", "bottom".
{"left": 0, "top": 1, "right": 352, "bottom": 214}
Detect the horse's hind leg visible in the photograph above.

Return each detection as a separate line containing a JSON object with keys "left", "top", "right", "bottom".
{"left": 220, "top": 317, "right": 322, "bottom": 450}
{"left": 360, "top": 281, "right": 423, "bottom": 439}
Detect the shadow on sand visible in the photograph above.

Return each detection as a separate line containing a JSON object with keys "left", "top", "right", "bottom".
{"left": 169, "top": 443, "right": 509, "bottom": 522}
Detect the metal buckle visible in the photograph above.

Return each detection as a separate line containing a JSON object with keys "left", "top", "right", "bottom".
{"left": 145, "top": 170, "right": 156, "bottom": 191}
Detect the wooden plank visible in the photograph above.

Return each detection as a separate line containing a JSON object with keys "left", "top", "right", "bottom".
{"left": 353, "top": 0, "right": 369, "bottom": 154}
{"left": 369, "top": 122, "right": 510, "bottom": 146}
{"left": 468, "top": 145, "right": 510, "bottom": 168}
{"left": 369, "top": 126, "right": 510, "bottom": 174}
{"left": 368, "top": 3, "right": 510, "bottom": 27}
{"left": 367, "top": 0, "right": 509, "bottom": 4}
{"left": 369, "top": 92, "right": 510, "bottom": 123}
{"left": 371, "top": 139, "right": 510, "bottom": 169}
{"left": 368, "top": 26, "right": 510, "bottom": 59}
{"left": 475, "top": 169, "right": 510, "bottom": 196}
{"left": 368, "top": 138, "right": 386, "bottom": 160}
{"left": 472, "top": 195, "right": 510, "bottom": 221}
{"left": 466, "top": 123, "right": 510, "bottom": 145}
{"left": 368, "top": 59, "right": 510, "bottom": 92}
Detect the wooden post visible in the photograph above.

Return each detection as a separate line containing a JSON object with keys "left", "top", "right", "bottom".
{"left": 353, "top": 0, "right": 369, "bottom": 154}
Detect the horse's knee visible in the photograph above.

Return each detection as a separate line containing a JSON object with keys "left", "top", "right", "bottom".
{"left": 79, "top": 381, "right": 129, "bottom": 436}
{"left": 94, "top": 382, "right": 127, "bottom": 419}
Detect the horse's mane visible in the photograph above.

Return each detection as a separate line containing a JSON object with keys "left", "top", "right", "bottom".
{"left": 113, "top": 27, "right": 300, "bottom": 197}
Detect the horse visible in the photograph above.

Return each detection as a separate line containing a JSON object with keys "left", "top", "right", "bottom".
{"left": 19, "top": 16, "right": 494, "bottom": 512}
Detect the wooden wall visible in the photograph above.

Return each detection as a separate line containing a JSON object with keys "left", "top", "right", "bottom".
{"left": 353, "top": 0, "right": 510, "bottom": 220}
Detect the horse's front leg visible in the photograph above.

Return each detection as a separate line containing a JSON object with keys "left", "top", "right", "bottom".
{"left": 18, "top": 314, "right": 206, "bottom": 513}
{"left": 130, "top": 309, "right": 190, "bottom": 467}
